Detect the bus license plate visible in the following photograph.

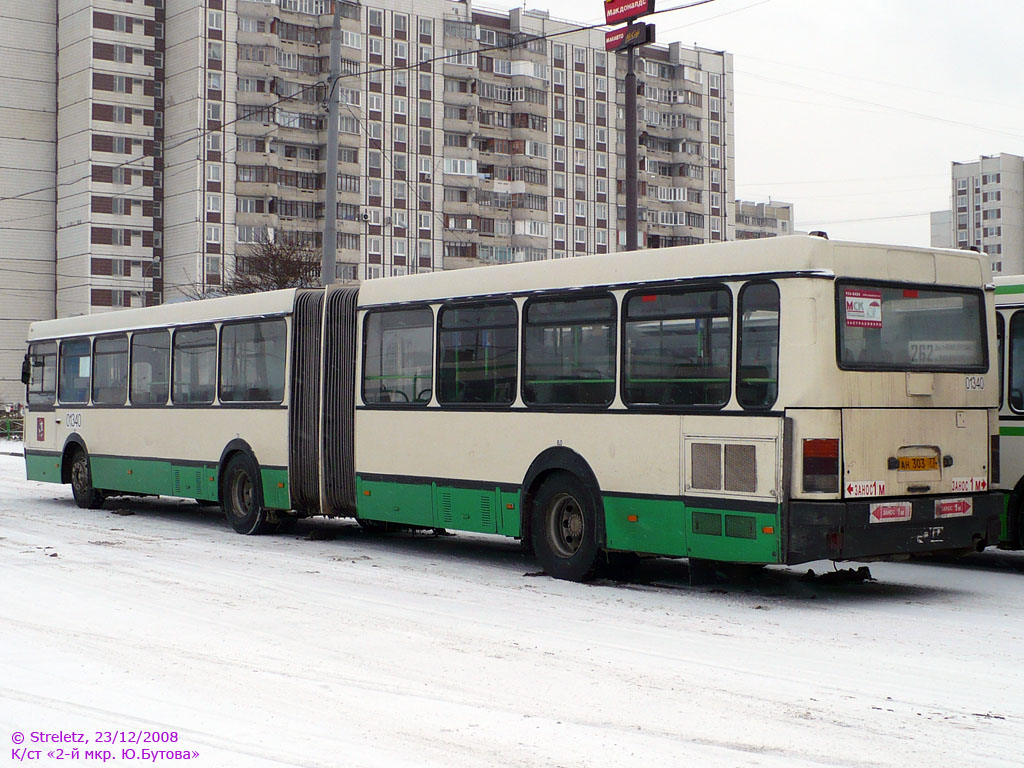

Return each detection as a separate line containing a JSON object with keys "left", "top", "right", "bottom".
{"left": 898, "top": 456, "right": 938, "bottom": 471}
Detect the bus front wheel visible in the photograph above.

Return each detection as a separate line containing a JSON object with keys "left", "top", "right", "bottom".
{"left": 531, "top": 472, "right": 601, "bottom": 582}
{"left": 70, "top": 449, "right": 105, "bottom": 510}
{"left": 223, "top": 453, "right": 270, "bottom": 535}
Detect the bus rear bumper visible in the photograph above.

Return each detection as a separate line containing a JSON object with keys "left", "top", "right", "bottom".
{"left": 784, "top": 492, "right": 1002, "bottom": 565}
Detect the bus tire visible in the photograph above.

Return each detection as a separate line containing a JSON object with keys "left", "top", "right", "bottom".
{"left": 70, "top": 448, "right": 106, "bottom": 510}
{"left": 222, "top": 453, "right": 270, "bottom": 535}
{"left": 531, "top": 472, "right": 601, "bottom": 582}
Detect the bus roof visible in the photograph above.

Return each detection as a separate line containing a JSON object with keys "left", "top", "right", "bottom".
{"left": 994, "top": 275, "right": 1024, "bottom": 300}
{"left": 27, "top": 288, "right": 303, "bottom": 342}
{"left": 358, "top": 235, "right": 990, "bottom": 307}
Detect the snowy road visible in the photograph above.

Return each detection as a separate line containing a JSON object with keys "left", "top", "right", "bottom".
{"left": 1, "top": 446, "right": 1021, "bottom": 767}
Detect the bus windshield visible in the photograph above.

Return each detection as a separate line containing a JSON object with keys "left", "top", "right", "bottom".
{"left": 837, "top": 283, "right": 986, "bottom": 371}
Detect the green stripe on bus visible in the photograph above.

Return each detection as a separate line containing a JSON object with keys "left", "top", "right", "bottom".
{"left": 604, "top": 496, "right": 781, "bottom": 563}
{"left": 995, "top": 284, "right": 1024, "bottom": 295}
{"left": 33, "top": 454, "right": 291, "bottom": 510}
{"left": 354, "top": 475, "right": 780, "bottom": 563}
{"left": 355, "top": 476, "right": 520, "bottom": 535}
{"left": 999, "top": 426, "right": 1024, "bottom": 436}
{"left": 25, "top": 452, "right": 62, "bottom": 484}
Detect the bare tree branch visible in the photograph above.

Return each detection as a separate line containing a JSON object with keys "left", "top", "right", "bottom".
{"left": 223, "top": 235, "right": 321, "bottom": 295}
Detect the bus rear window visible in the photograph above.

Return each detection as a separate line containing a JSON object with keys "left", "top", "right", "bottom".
{"left": 837, "top": 283, "right": 986, "bottom": 371}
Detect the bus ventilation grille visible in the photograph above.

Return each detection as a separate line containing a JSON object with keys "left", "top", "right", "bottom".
{"left": 440, "top": 491, "right": 453, "bottom": 525}
{"left": 691, "top": 442, "right": 758, "bottom": 493}
{"left": 691, "top": 443, "right": 722, "bottom": 491}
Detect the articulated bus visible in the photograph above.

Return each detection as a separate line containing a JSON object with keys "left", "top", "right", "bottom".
{"left": 23, "top": 236, "right": 1001, "bottom": 580}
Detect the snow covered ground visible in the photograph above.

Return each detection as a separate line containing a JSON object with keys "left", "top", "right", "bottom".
{"left": 1, "top": 443, "right": 1022, "bottom": 767}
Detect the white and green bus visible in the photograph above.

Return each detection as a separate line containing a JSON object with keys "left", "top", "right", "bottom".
{"left": 990, "top": 276, "right": 1024, "bottom": 548}
{"left": 23, "top": 235, "right": 1001, "bottom": 580}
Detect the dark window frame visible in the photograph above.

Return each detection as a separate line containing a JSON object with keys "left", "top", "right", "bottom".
{"left": 834, "top": 279, "right": 988, "bottom": 374}
{"left": 91, "top": 333, "right": 129, "bottom": 406}
{"left": 521, "top": 291, "right": 617, "bottom": 410}
{"left": 736, "top": 281, "right": 780, "bottom": 411}
{"left": 1007, "top": 310, "right": 1024, "bottom": 413}
{"left": 130, "top": 328, "right": 171, "bottom": 407}
{"left": 171, "top": 323, "right": 218, "bottom": 406}
{"left": 361, "top": 305, "right": 435, "bottom": 407}
{"left": 436, "top": 298, "right": 519, "bottom": 408}
{"left": 218, "top": 317, "right": 288, "bottom": 405}
{"left": 997, "top": 311, "right": 1005, "bottom": 410}
{"left": 619, "top": 282, "right": 733, "bottom": 411}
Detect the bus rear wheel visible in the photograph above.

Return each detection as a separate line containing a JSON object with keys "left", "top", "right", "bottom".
{"left": 70, "top": 449, "right": 105, "bottom": 509}
{"left": 223, "top": 453, "right": 270, "bottom": 535}
{"left": 531, "top": 472, "right": 601, "bottom": 582}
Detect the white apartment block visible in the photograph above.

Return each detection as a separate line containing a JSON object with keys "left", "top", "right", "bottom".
{"left": 734, "top": 199, "right": 793, "bottom": 240}
{"left": 932, "top": 153, "right": 1024, "bottom": 275}
{"left": 0, "top": 0, "right": 736, "bottom": 326}
{"left": 0, "top": 3, "right": 58, "bottom": 407}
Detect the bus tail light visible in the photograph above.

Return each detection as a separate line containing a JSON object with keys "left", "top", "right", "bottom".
{"left": 803, "top": 438, "right": 840, "bottom": 493}
{"left": 991, "top": 434, "right": 1000, "bottom": 485}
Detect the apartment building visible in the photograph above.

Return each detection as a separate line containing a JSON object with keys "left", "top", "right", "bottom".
{"left": 734, "top": 199, "right": 793, "bottom": 240}
{"left": 0, "top": 3, "right": 58, "bottom": 407}
{"left": 931, "top": 153, "right": 1024, "bottom": 275}
{"left": 0, "top": 0, "right": 735, "bottom": 320}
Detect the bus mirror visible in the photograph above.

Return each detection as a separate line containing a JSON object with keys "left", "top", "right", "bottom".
{"left": 21, "top": 355, "right": 31, "bottom": 385}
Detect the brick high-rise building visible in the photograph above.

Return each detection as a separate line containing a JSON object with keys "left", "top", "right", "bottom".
{"left": 0, "top": 0, "right": 736, "bottom": 376}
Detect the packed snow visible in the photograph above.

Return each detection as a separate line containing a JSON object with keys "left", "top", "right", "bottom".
{"left": 0, "top": 443, "right": 1021, "bottom": 767}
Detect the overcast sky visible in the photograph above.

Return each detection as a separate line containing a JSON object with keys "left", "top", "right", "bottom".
{"left": 480, "top": 0, "right": 1024, "bottom": 246}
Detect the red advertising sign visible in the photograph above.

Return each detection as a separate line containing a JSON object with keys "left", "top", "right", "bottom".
{"left": 605, "top": 0, "right": 655, "bottom": 26}
{"left": 605, "top": 22, "right": 655, "bottom": 51}
{"left": 605, "top": 26, "right": 628, "bottom": 50}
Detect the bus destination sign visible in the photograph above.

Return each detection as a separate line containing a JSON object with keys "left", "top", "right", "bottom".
{"left": 605, "top": 0, "right": 656, "bottom": 25}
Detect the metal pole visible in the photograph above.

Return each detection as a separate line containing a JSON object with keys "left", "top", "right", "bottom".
{"left": 321, "top": 2, "right": 342, "bottom": 286}
{"left": 624, "top": 45, "right": 639, "bottom": 251}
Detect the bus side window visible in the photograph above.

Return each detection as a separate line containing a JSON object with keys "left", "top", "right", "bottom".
{"left": 522, "top": 294, "right": 616, "bottom": 408}
{"left": 622, "top": 287, "right": 731, "bottom": 408}
{"left": 27, "top": 342, "right": 57, "bottom": 406}
{"left": 1008, "top": 311, "right": 1024, "bottom": 412}
{"left": 737, "top": 282, "right": 780, "bottom": 409}
{"left": 92, "top": 335, "right": 129, "bottom": 406}
{"left": 172, "top": 326, "right": 217, "bottom": 405}
{"left": 363, "top": 307, "right": 433, "bottom": 405}
{"left": 58, "top": 339, "right": 91, "bottom": 405}
{"left": 220, "top": 319, "right": 287, "bottom": 403}
{"left": 131, "top": 330, "right": 170, "bottom": 405}
{"left": 438, "top": 301, "right": 517, "bottom": 406}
